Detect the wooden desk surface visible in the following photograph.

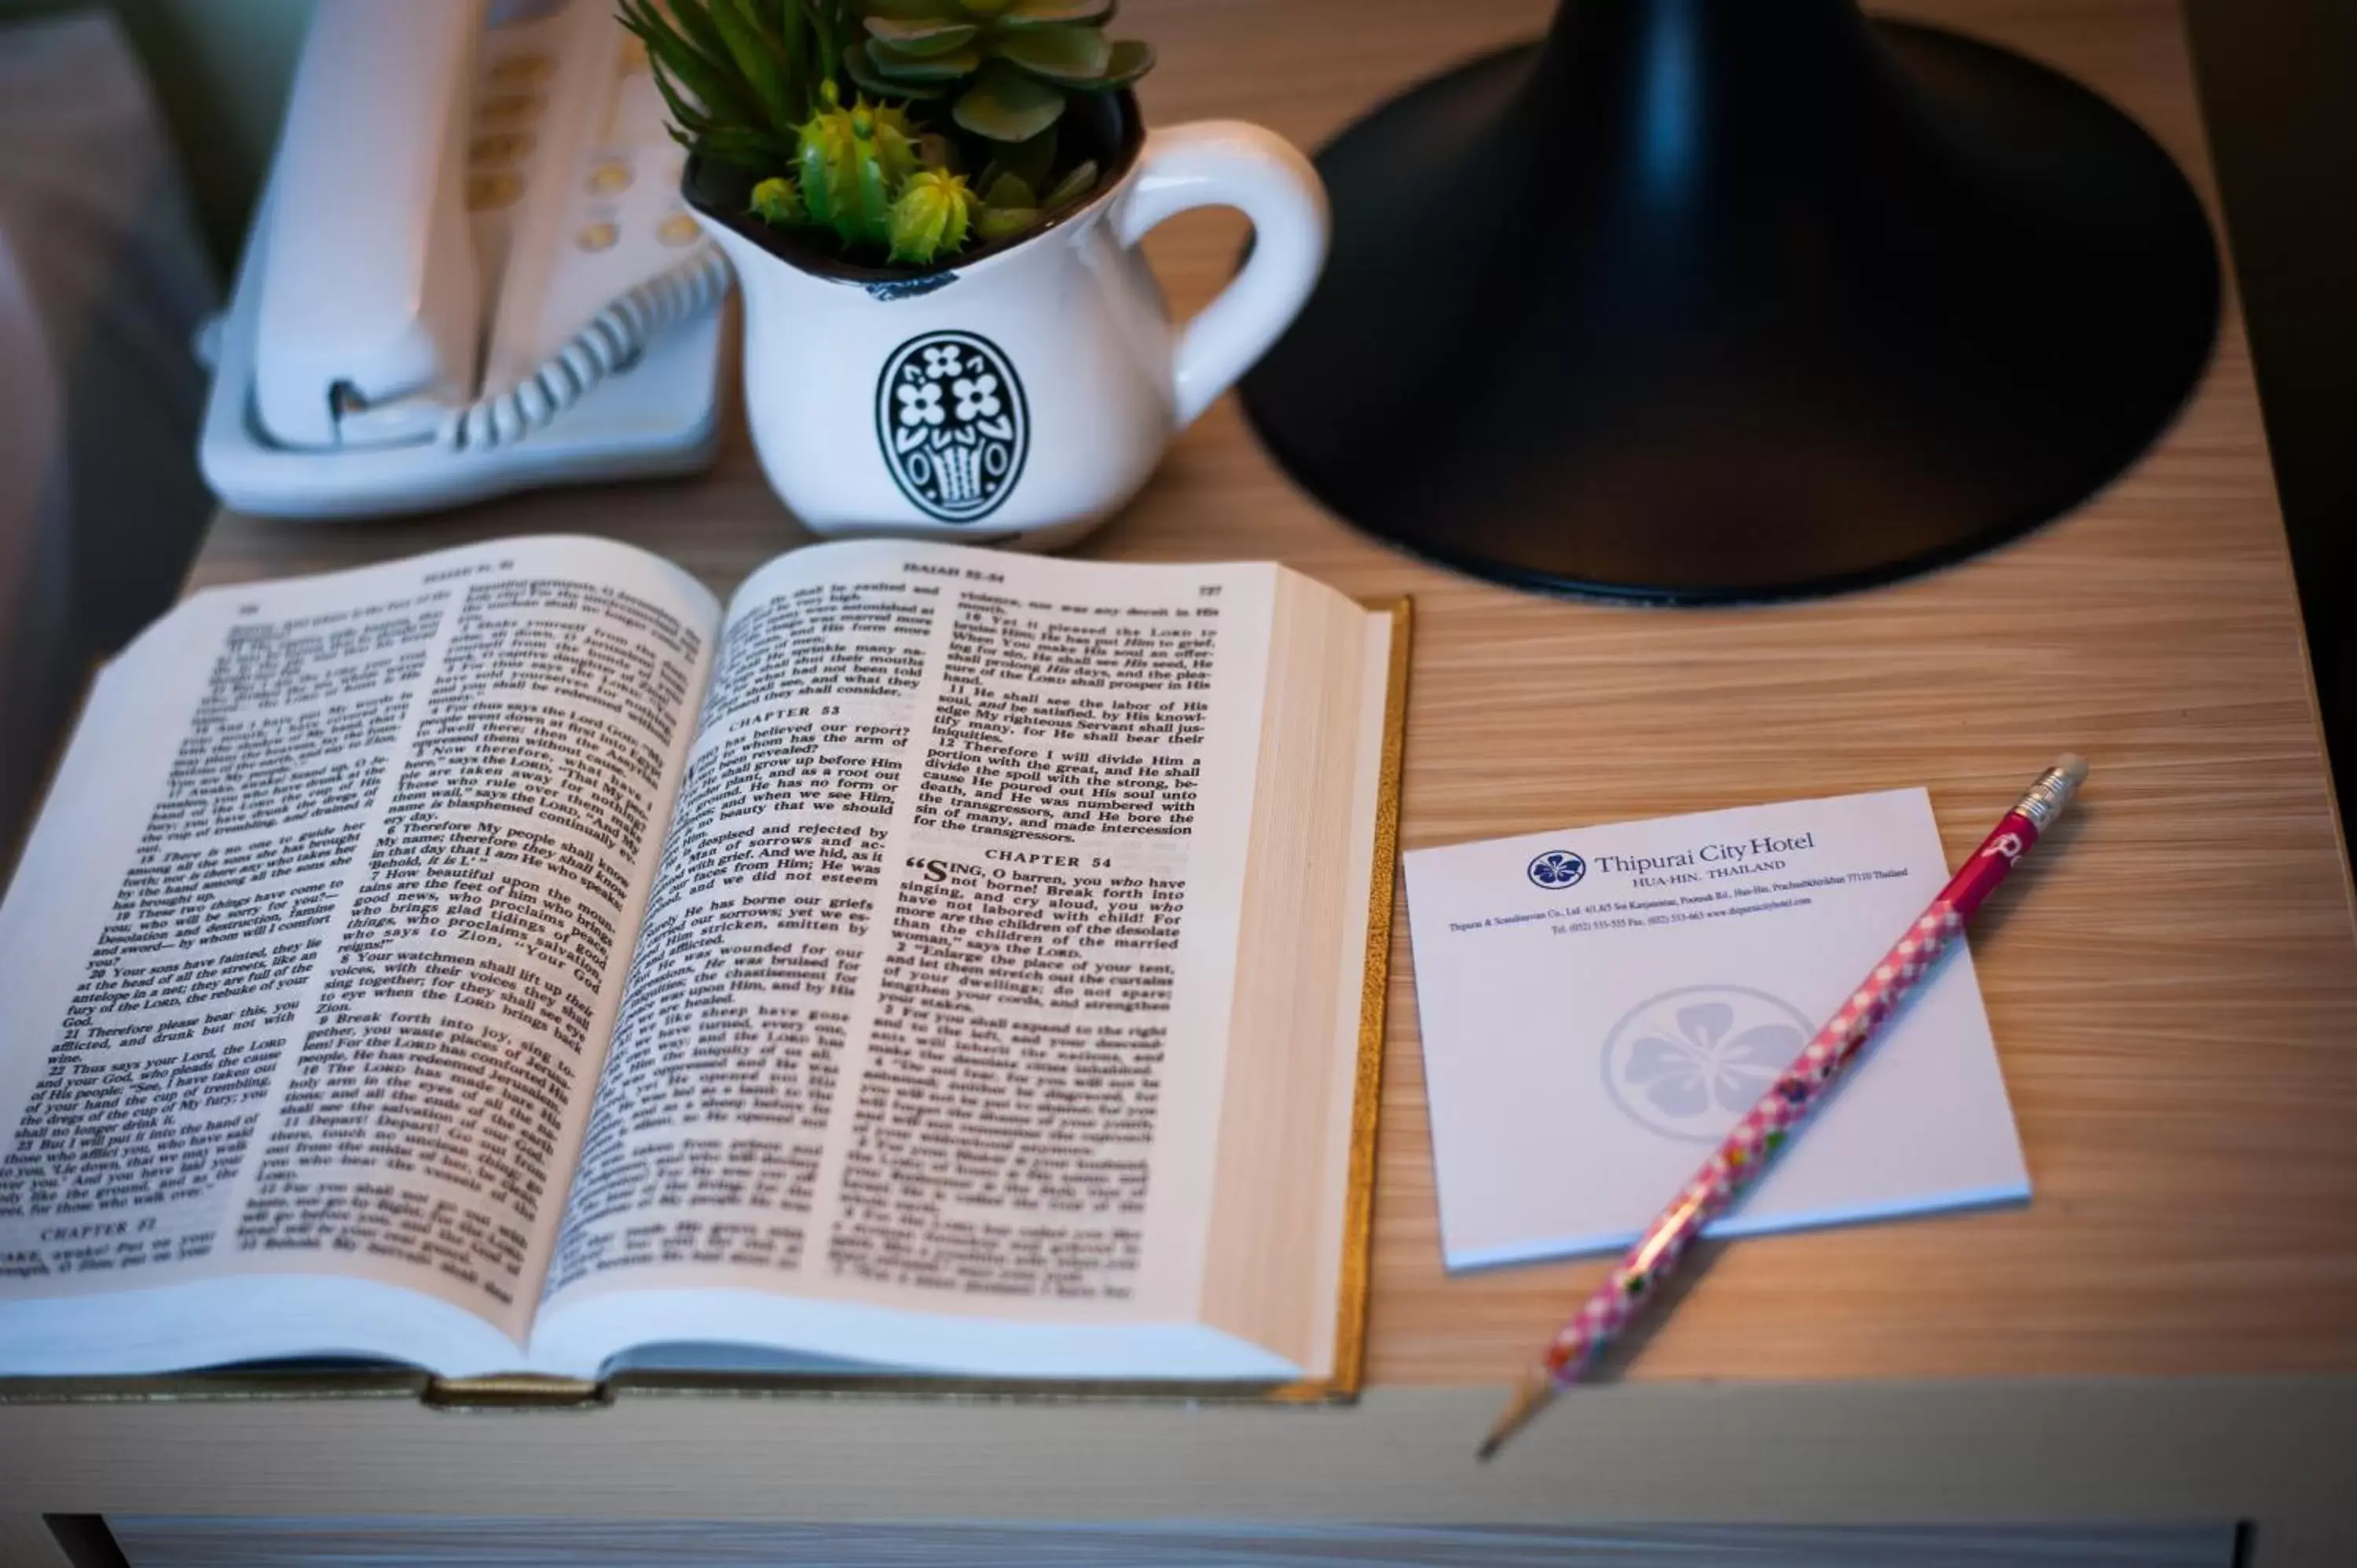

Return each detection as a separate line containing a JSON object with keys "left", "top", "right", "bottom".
{"left": 185, "top": 0, "right": 2357, "bottom": 1389}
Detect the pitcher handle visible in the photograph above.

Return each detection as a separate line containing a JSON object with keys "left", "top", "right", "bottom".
{"left": 1113, "top": 121, "right": 1329, "bottom": 431}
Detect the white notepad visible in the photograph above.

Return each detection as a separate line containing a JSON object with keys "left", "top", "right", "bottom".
{"left": 1405, "top": 787, "right": 2030, "bottom": 1271}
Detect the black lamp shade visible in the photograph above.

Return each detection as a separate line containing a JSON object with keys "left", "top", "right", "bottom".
{"left": 1238, "top": 0, "right": 2222, "bottom": 603}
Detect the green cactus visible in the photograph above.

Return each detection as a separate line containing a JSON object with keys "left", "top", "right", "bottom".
{"left": 747, "top": 175, "right": 805, "bottom": 225}
{"left": 843, "top": 0, "right": 1153, "bottom": 144}
{"left": 889, "top": 170, "right": 976, "bottom": 263}
{"left": 797, "top": 82, "right": 922, "bottom": 249}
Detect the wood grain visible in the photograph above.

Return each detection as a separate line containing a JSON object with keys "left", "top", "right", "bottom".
{"left": 180, "top": 0, "right": 2357, "bottom": 1387}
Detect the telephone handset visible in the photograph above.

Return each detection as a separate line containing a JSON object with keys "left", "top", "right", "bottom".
{"left": 200, "top": 0, "right": 729, "bottom": 518}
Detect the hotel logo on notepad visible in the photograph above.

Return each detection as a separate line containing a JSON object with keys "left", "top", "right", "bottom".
{"left": 1527, "top": 850, "right": 1586, "bottom": 890}
{"left": 1601, "top": 985, "right": 1813, "bottom": 1142}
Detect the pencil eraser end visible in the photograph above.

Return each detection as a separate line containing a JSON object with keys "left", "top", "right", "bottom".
{"left": 2055, "top": 753, "right": 2089, "bottom": 786}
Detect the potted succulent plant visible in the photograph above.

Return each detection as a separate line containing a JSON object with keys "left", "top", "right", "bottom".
{"left": 622, "top": 0, "right": 1151, "bottom": 268}
{"left": 620, "top": 0, "right": 1329, "bottom": 547}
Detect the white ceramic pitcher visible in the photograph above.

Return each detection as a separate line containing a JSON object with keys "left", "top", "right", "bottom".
{"left": 695, "top": 119, "right": 1329, "bottom": 548}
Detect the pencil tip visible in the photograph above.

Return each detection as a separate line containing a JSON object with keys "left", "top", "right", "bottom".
{"left": 1475, "top": 1369, "right": 1556, "bottom": 1463}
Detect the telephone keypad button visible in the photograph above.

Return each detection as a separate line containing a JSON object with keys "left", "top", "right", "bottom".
{"left": 467, "top": 172, "right": 526, "bottom": 211}
{"left": 576, "top": 222, "right": 621, "bottom": 253}
{"left": 588, "top": 163, "right": 633, "bottom": 196}
{"left": 658, "top": 213, "right": 701, "bottom": 247}
{"left": 471, "top": 131, "right": 536, "bottom": 167}
{"left": 489, "top": 53, "right": 554, "bottom": 88}
{"left": 480, "top": 93, "right": 544, "bottom": 127}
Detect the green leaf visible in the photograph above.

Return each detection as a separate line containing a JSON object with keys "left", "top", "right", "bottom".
{"left": 996, "top": 0, "right": 1114, "bottom": 26}
{"left": 726, "top": 0, "right": 786, "bottom": 54}
{"left": 1094, "top": 38, "right": 1154, "bottom": 88}
{"left": 620, "top": 2, "right": 764, "bottom": 127}
{"left": 1041, "top": 157, "right": 1097, "bottom": 207}
{"left": 863, "top": 0, "right": 963, "bottom": 16}
{"left": 954, "top": 61, "right": 1067, "bottom": 141}
{"left": 706, "top": 0, "right": 802, "bottom": 137}
{"left": 639, "top": 48, "right": 711, "bottom": 136}
{"left": 981, "top": 171, "right": 1036, "bottom": 208}
{"left": 916, "top": 131, "right": 961, "bottom": 171}
{"left": 845, "top": 40, "right": 948, "bottom": 98}
{"left": 656, "top": 0, "right": 737, "bottom": 78}
{"left": 615, "top": 0, "right": 692, "bottom": 70}
{"left": 699, "top": 123, "right": 793, "bottom": 170}
{"left": 867, "top": 37, "right": 984, "bottom": 79}
{"left": 804, "top": 0, "right": 844, "bottom": 103}
{"left": 974, "top": 203, "right": 1040, "bottom": 242}
{"left": 773, "top": 0, "right": 820, "bottom": 113}
{"left": 863, "top": 15, "right": 982, "bottom": 54}
{"left": 988, "top": 24, "right": 1109, "bottom": 84}
{"left": 986, "top": 123, "right": 1058, "bottom": 189}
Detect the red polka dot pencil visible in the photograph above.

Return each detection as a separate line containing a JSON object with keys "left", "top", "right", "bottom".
{"left": 1475, "top": 755, "right": 2088, "bottom": 1461}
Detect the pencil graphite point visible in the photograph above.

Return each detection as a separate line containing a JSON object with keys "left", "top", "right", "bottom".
{"left": 1476, "top": 1367, "right": 1556, "bottom": 1462}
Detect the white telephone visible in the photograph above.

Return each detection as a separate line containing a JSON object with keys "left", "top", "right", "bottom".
{"left": 200, "top": 0, "right": 731, "bottom": 518}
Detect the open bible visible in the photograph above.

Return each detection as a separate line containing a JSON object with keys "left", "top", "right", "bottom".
{"left": 0, "top": 537, "right": 1405, "bottom": 1389}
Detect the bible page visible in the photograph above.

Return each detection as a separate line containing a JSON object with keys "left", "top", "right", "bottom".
{"left": 533, "top": 540, "right": 1292, "bottom": 1379}
{"left": 0, "top": 537, "right": 717, "bottom": 1376}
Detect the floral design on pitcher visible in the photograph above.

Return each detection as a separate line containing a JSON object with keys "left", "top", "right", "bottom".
{"left": 874, "top": 331, "right": 1029, "bottom": 523}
